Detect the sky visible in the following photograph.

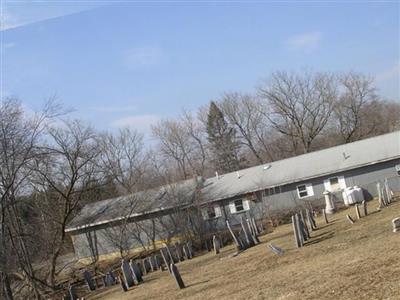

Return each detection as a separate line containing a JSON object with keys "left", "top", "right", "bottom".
{"left": 2, "top": 1, "right": 399, "bottom": 136}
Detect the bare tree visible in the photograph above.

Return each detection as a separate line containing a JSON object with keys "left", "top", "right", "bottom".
{"left": 30, "top": 120, "right": 100, "bottom": 287}
{"left": 333, "top": 72, "right": 379, "bottom": 143}
{"left": 258, "top": 71, "right": 337, "bottom": 154}
{"left": 99, "top": 128, "right": 147, "bottom": 194}
{"left": 0, "top": 98, "right": 63, "bottom": 299}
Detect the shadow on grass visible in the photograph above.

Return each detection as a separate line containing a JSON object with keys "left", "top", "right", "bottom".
{"left": 186, "top": 279, "right": 210, "bottom": 288}
{"left": 305, "top": 231, "right": 335, "bottom": 246}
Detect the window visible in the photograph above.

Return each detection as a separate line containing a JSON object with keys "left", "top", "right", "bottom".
{"left": 229, "top": 199, "right": 250, "bottom": 214}
{"left": 297, "top": 183, "right": 314, "bottom": 199}
{"left": 201, "top": 205, "right": 222, "bottom": 220}
{"left": 329, "top": 177, "right": 340, "bottom": 191}
{"left": 234, "top": 199, "right": 244, "bottom": 212}
{"left": 324, "top": 176, "right": 346, "bottom": 192}
{"left": 263, "top": 186, "right": 281, "bottom": 197}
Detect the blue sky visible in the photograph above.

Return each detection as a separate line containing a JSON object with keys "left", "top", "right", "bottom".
{"left": 2, "top": 1, "right": 399, "bottom": 135}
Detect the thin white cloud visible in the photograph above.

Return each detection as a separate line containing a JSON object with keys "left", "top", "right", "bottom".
{"left": 286, "top": 31, "right": 322, "bottom": 53}
{"left": 376, "top": 63, "right": 400, "bottom": 83}
{"left": 0, "top": 12, "right": 23, "bottom": 31}
{"left": 93, "top": 105, "right": 137, "bottom": 113}
{"left": 111, "top": 114, "right": 160, "bottom": 131}
{"left": 4, "top": 42, "right": 16, "bottom": 49}
{"left": 123, "top": 47, "right": 164, "bottom": 69}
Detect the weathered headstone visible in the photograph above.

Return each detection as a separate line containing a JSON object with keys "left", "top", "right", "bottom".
{"left": 295, "top": 214, "right": 305, "bottom": 245}
{"left": 355, "top": 204, "right": 361, "bottom": 219}
{"left": 175, "top": 243, "right": 185, "bottom": 262}
{"left": 83, "top": 270, "right": 96, "bottom": 291}
{"left": 384, "top": 179, "right": 392, "bottom": 204}
{"left": 392, "top": 217, "right": 400, "bottom": 232}
{"left": 292, "top": 215, "right": 301, "bottom": 248}
{"left": 69, "top": 284, "right": 78, "bottom": 300}
{"left": 121, "top": 259, "right": 135, "bottom": 288}
{"left": 298, "top": 213, "right": 308, "bottom": 241}
{"left": 164, "top": 243, "right": 175, "bottom": 263}
{"left": 104, "top": 272, "right": 115, "bottom": 286}
{"left": 246, "top": 218, "right": 260, "bottom": 244}
{"left": 324, "top": 191, "right": 336, "bottom": 214}
{"left": 240, "top": 217, "right": 254, "bottom": 247}
{"left": 187, "top": 240, "right": 194, "bottom": 257}
{"left": 251, "top": 217, "right": 260, "bottom": 235}
{"left": 300, "top": 210, "right": 310, "bottom": 237}
{"left": 268, "top": 244, "right": 284, "bottom": 255}
{"left": 118, "top": 275, "right": 128, "bottom": 292}
{"left": 213, "top": 235, "right": 220, "bottom": 254}
{"left": 170, "top": 263, "right": 185, "bottom": 289}
{"left": 346, "top": 214, "right": 355, "bottom": 224}
{"left": 160, "top": 248, "right": 172, "bottom": 272}
{"left": 129, "top": 260, "right": 143, "bottom": 284}
{"left": 361, "top": 200, "right": 367, "bottom": 216}
{"left": 226, "top": 220, "right": 242, "bottom": 251}
{"left": 322, "top": 208, "right": 328, "bottom": 224}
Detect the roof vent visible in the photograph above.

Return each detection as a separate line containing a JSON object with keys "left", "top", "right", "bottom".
{"left": 263, "top": 165, "right": 271, "bottom": 170}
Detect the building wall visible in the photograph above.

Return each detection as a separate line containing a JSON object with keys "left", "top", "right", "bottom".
{"left": 203, "top": 158, "right": 400, "bottom": 230}
{"left": 70, "top": 158, "right": 400, "bottom": 260}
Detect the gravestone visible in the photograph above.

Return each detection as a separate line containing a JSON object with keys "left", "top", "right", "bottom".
{"left": 295, "top": 214, "right": 305, "bottom": 245}
{"left": 160, "top": 248, "right": 172, "bottom": 272}
{"left": 392, "top": 217, "right": 400, "bottom": 232}
{"left": 175, "top": 243, "right": 185, "bottom": 262}
{"left": 299, "top": 211, "right": 310, "bottom": 238}
{"left": 226, "top": 220, "right": 242, "bottom": 251}
{"left": 129, "top": 260, "right": 143, "bottom": 284}
{"left": 68, "top": 285, "right": 78, "bottom": 300}
{"left": 240, "top": 217, "right": 254, "bottom": 247}
{"left": 268, "top": 244, "right": 285, "bottom": 255}
{"left": 170, "top": 263, "right": 185, "bottom": 289}
{"left": 83, "top": 270, "right": 96, "bottom": 291}
{"left": 246, "top": 218, "right": 260, "bottom": 244}
{"left": 213, "top": 235, "right": 220, "bottom": 254}
{"left": 362, "top": 200, "right": 368, "bottom": 216}
{"left": 346, "top": 215, "right": 355, "bottom": 224}
{"left": 322, "top": 208, "right": 329, "bottom": 224}
{"left": 187, "top": 240, "right": 194, "bottom": 258}
{"left": 355, "top": 204, "right": 361, "bottom": 219}
{"left": 292, "top": 215, "right": 301, "bottom": 248}
{"left": 164, "top": 244, "right": 175, "bottom": 263}
{"left": 148, "top": 256, "right": 155, "bottom": 272}
{"left": 251, "top": 217, "right": 260, "bottom": 235}
{"left": 121, "top": 259, "right": 135, "bottom": 288}
{"left": 119, "top": 275, "right": 128, "bottom": 292}
{"left": 105, "top": 272, "right": 115, "bottom": 286}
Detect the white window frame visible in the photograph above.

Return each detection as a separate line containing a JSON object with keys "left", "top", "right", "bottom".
{"left": 323, "top": 176, "right": 346, "bottom": 192}
{"left": 229, "top": 199, "right": 250, "bottom": 214}
{"left": 201, "top": 205, "right": 222, "bottom": 220}
{"left": 296, "top": 183, "right": 314, "bottom": 199}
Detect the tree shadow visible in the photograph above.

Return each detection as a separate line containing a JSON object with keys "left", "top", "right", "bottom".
{"left": 305, "top": 231, "right": 335, "bottom": 246}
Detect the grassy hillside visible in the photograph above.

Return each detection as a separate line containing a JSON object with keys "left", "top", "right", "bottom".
{"left": 87, "top": 198, "right": 400, "bottom": 300}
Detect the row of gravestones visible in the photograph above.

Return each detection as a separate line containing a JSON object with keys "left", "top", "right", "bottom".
{"left": 292, "top": 209, "right": 317, "bottom": 248}
{"left": 226, "top": 216, "right": 261, "bottom": 252}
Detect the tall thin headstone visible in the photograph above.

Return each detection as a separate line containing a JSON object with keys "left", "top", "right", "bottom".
{"left": 362, "top": 200, "right": 368, "bottom": 216}
{"left": 322, "top": 208, "right": 328, "bottom": 224}
{"left": 160, "top": 248, "right": 172, "bottom": 273}
{"left": 83, "top": 270, "right": 96, "bottom": 291}
{"left": 226, "top": 220, "right": 242, "bottom": 251}
{"left": 213, "top": 235, "right": 220, "bottom": 254}
{"left": 121, "top": 259, "right": 135, "bottom": 288}
{"left": 246, "top": 218, "right": 260, "bottom": 244}
{"left": 170, "top": 264, "right": 185, "bottom": 289}
{"left": 119, "top": 275, "right": 128, "bottom": 292}
{"left": 355, "top": 204, "right": 361, "bottom": 219}
{"left": 129, "top": 260, "right": 143, "bottom": 284}
{"left": 292, "top": 215, "right": 301, "bottom": 248}
{"left": 299, "top": 210, "right": 310, "bottom": 238}
{"left": 240, "top": 217, "right": 254, "bottom": 247}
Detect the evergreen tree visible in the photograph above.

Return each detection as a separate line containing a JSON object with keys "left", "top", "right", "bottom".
{"left": 206, "top": 101, "right": 240, "bottom": 173}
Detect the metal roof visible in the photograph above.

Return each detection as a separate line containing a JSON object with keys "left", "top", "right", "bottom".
{"left": 66, "top": 131, "right": 400, "bottom": 232}
{"left": 66, "top": 177, "right": 200, "bottom": 232}
{"left": 200, "top": 130, "right": 400, "bottom": 203}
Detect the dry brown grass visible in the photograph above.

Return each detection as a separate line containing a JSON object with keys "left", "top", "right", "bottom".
{"left": 86, "top": 199, "right": 400, "bottom": 300}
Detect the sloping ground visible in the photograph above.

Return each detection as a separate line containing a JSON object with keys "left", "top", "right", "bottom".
{"left": 86, "top": 199, "right": 400, "bottom": 300}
